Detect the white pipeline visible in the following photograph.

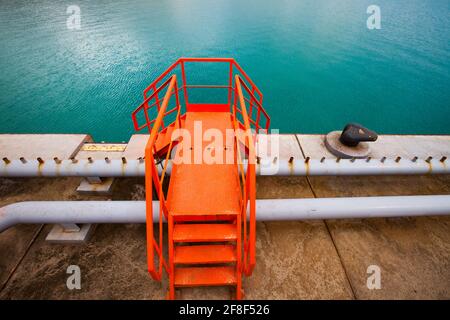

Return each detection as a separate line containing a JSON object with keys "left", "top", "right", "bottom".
{"left": 1, "top": 195, "right": 450, "bottom": 232}
{"left": 0, "top": 159, "right": 147, "bottom": 177}
{"left": 1, "top": 158, "right": 449, "bottom": 177}
{"left": 257, "top": 158, "right": 449, "bottom": 176}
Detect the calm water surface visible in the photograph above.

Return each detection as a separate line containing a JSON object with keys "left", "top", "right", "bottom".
{"left": 0, "top": 0, "right": 449, "bottom": 141}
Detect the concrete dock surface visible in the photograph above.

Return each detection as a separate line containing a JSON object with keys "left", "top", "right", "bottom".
{"left": 0, "top": 134, "right": 449, "bottom": 299}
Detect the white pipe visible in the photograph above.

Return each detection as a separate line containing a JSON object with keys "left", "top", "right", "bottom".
{"left": 256, "top": 158, "right": 449, "bottom": 175}
{"left": 0, "top": 159, "right": 147, "bottom": 177}
{"left": 1, "top": 195, "right": 450, "bottom": 232}
{"left": 0, "top": 201, "right": 149, "bottom": 232}
{"left": 256, "top": 195, "right": 450, "bottom": 220}
{"left": 1, "top": 158, "right": 448, "bottom": 177}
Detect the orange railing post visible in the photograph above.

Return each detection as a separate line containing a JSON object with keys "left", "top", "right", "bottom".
{"left": 234, "top": 75, "right": 257, "bottom": 276}
{"left": 180, "top": 60, "right": 189, "bottom": 106}
{"left": 228, "top": 61, "right": 233, "bottom": 108}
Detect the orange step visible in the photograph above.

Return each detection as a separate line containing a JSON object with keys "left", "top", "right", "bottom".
{"left": 155, "top": 125, "right": 176, "bottom": 153}
{"left": 173, "top": 224, "right": 237, "bottom": 243}
{"left": 174, "top": 266, "right": 237, "bottom": 287}
{"left": 174, "top": 244, "right": 237, "bottom": 265}
{"left": 154, "top": 115, "right": 186, "bottom": 154}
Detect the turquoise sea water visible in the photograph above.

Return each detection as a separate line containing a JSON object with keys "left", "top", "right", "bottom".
{"left": 0, "top": 0, "right": 449, "bottom": 141}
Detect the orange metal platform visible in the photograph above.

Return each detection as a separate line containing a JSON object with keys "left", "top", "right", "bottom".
{"left": 167, "top": 112, "right": 240, "bottom": 218}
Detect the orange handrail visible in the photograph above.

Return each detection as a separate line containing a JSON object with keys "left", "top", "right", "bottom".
{"left": 138, "top": 58, "right": 269, "bottom": 124}
{"left": 132, "top": 76, "right": 181, "bottom": 133}
{"left": 144, "top": 75, "right": 180, "bottom": 281}
{"left": 235, "top": 78, "right": 270, "bottom": 132}
{"left": 234, "top": 75, "right": 257, "bottom": 276}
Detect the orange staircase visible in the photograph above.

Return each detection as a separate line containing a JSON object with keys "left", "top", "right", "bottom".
{"left": 131, "top": 58, "right": 270, "bottom": 299}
